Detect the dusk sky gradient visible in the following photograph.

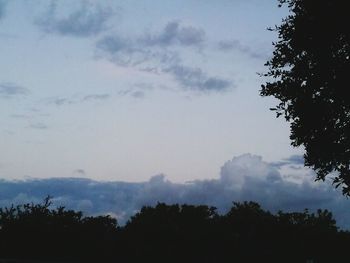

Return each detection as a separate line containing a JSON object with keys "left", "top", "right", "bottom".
{"left": 1, "top": 0, "right": 294, "bottom": 181}
{"left": 1, "top": 0, "right": 349, "bottom": 228}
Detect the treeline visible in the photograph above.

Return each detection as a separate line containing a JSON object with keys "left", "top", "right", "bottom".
{"left": 0, "top": 197, "right": 349, "bottom": 262}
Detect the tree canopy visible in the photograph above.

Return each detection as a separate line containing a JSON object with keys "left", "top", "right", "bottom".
{"left": 261, "top": 0, "right": 350, "bottom": 193}
{"left": 1, "top": 198, "right": 349, "bottom": 262}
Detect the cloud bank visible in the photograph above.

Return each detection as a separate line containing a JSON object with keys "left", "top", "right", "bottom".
{"left": 1, "top": 154, "right": 349, "bottom": 228}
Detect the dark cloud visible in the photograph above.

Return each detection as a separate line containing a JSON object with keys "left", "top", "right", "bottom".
{"left": 164, "top": 65, "right": 232, "bottom": 92}
{"left": 218, "top": 39, "right": 269, "bottom": 60}
{"left": 1, "top": 154, "right": 348, "bottom": 228}
{"left": 0, "top": 82, "right": 29, "bottom": 97}
{"left": 142, "top": 21, "right": 205, "bottom": 47}
{"left": 36, "top": 1, "right": 114, "bottom": 37}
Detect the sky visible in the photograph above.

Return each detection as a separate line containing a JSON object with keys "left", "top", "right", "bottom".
{"left": 1, "top": 0, "right": 349, "bottom": 227}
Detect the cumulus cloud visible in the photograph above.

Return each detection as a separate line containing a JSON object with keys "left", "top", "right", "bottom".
{"left": 36, "top": 1, "right": 114, "bottom": 37}
{"left": 1, "top": 154, "right": 348, "bottom": 228}
{"left": 0, "top": 82, "right": 29, "bottom": 97}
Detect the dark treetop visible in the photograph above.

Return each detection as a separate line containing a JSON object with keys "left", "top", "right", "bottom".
{"left": 261, "top": 0, "right": 350, "bottom": 193}
{"left": 1, "top": 197, "right": 350, "bottom": 262}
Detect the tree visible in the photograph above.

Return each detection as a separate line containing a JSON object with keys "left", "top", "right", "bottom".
{"left": 0, "top": 196, "right": 118, "bottom": 261}
{"left": 261, "top": 0, "right": 350, "bottom": 194}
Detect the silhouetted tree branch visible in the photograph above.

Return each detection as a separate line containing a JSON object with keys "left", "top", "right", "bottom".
{"left": 261, "top": 0, "right": 350, "bottom": 194}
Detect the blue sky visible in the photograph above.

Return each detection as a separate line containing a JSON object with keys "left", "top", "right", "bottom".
{"left": 0, "top": 0, "right": 295, "bottom": 181}
{"left": 2, "top": 0, "right": 349, "bottom": 227}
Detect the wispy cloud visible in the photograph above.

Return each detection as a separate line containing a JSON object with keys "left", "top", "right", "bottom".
{"left": 271, "top": 154, "right": 305, "bottom": 168}
{"left": 218, "top": 39, "right": 269, "bottom": 60}
{"left": 0, "top": 154, "right": 347, "bottom": 228}
{"left": 164, "top": 65, "right": 232, "bottom": 92}
{"left": 50, "top": 97, "right": 74, "bottom": 106}
{"left": 73, "top": 169, "right": 86, "bottom": 176}
{"left": 35, "top": 1, "right": 114, "bottom": 37}
{"left": 96, "top": 20, "right": 232, "bottom": 93}
{"left": 141, "top": 21, "right": 205, "bottom": 47}
{"left": 83, "top": 94, "right": 110, "bottom": 101}
{"left": 0, "top": 82, "right": 29, "bottom": 98}
{"left": 46, "top": 93, "right": 111, "bottom": 106}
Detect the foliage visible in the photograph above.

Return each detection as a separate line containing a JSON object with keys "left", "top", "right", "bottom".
{"left": 0, "top": 198, "right": 349, "bottom": 262}
{"left": 0, "top": 196, "right": 117, "bottom": 261}
{"left": 261, "top": 0, "right": 350, "bottom": 193}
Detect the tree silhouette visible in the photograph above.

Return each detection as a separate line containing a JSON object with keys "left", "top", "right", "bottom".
{"left": 261, "top": 0, "right": 350, "bottom": 193}
{"left": 0, "top": 196, "right": 118, "bottom": 261}
{"left": 1, "top": 198, "right": 349, "bottom": 262}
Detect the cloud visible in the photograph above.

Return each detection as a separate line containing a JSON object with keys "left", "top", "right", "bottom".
{"left": 96, "top": 21, "right": 232, "bottom": 93}
{"left": 130, "top": 91, "right": 145, "bottom": 98}
{"left": 271, "top": 154, "right": 305, "bottom": 168}
{"left": 0, "top": 0, "right": 7, "bottom": 20}
{"left": 83, "top": 94, "right": 110, "bottom": 101}
{"left": 73, "top": 169, "right": 86, "bottom": 176}
{"left": 46, "top": 94, "right": 111, "bottom": 106}
{"left": 49, "top": 97, "right": 74, "bottom": 106}
{"left": 36, "top": 1, "right": 114, "bottom": 37}
{"left": 97, "top": 36, "right": 231, "bottom": 92}
{"left": 164, "top": 65, "right": 232, "bottom": 92}
{"left": 142, "top": 21, "right": 205, "bottom": 47}
{"left": 97, "top": 20, "right": 204, "bottom": 53}
{"left": 218, "top": 39, "right": 269, "bottom": 60}
{"left": 1, "top": 154, "right": 349, "bottom": 228}
{"left": 0, "top": 82, "right": 29, "bottom": 97}
{"left": 96, "top": 35, "right": 180, "bottom": 67}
